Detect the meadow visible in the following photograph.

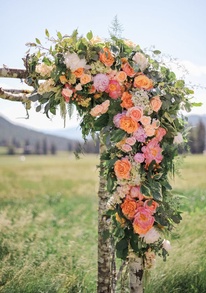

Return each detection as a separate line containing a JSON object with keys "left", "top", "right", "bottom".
{"left": 0, "top": 153, "right": 206, "bottom": 292}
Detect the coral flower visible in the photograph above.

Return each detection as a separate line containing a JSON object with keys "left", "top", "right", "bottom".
{"left": 122, "top": 62, "right": 136, "bottom": 77}
{"left": 141, "top": 138, "right": 163, "bottom": 165}
{"left": 133, "top": 207, "right": 155, "bottom": 235}
{"left": 106, "top": 80, "right": 122, "bottom": 99}
{"left": 114, "top": 157, "right": 132, "bottom": 179}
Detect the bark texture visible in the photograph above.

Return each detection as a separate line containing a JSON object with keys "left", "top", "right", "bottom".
{"left": 129, "top": 254, "right": 144, "bottom": 293}
{"left": 0, "top": 88, "right": 31, "bottom": 102}
{"left": 98, "top": 131, "right": 112, "bottom": 293}
{"left": 0, "top": 67, "right": 27, "bottom": 79}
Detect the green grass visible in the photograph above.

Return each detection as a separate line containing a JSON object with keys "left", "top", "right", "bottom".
{"left": 145, "top": 154, "right": 206, "bottom": 293}
{"left": 0, "top": 153, "right": 206, "bottom": 292}
{"left": 0, "top": 153, "right": 99, "bottom": 293}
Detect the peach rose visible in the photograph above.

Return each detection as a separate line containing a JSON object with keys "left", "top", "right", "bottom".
{"left": 140, "top": 116, "right": 151, "bottom": 126}
{"left": 150, "top": 96, "right": 162, "bottom": 112}
{"left": 99, "top": 47, "right": 114, "bottom": 67}
{"left": 144, "top": 124, "right": 156, "bottom": 137}
{"left": 90, "top": 100, "right": 110, "bottom": 117}
{"left": 114, "top": 157, "right": 132, "bottom": 179}
{"left": 80, "top": 73, "right": 92, "bottom": 85}
{"left": 127, "top": 106, "right": 143, "bottom": 122}
{"left": 122, "top": 62, "right": 136, "bottom": 77}
{"left": 134, "top": 75, "right": 153, "bottom": 90}
{"left": 120, "top": 92, "right": 134, "bottom": 109}
{"left": 121, "top": 198, "right": 137, "bottom": 220}
{"left": 61, "top": 84, "right": 73, "bottom": 102}
{"left": 116, "top": 71, "right": 127, "bottom": 83}
{"left": 133, "top": 207, "right": 155, "bottom": 235}
{"left": 119, "top": 116, "right": 139, "bottom": 134}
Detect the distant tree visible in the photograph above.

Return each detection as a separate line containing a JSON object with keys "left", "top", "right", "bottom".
{"left": 35, "top": 141, "right": 42, "bottom": 154}
{"left": 23, "top": 139, "right": 33, "bottom": 155}
{"left": 50, "top": 143, "right": 57, "bottom": 155}
{"left": 42, "top": 138, "right": 48, "bottom": 155}
{"left": 188, "top": 120, "right": 206, "bottom": 154}
{"left": 7, "top": 145, "right": 16, "bottom": 155}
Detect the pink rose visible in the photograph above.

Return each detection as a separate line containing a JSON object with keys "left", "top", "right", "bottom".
{"left": 125, "top": 137, "right": 136, "bottom": 146}
{"left": 134, "top": 153, "right": 145, "bottom": 163}
{"left": 93, "top": 73, "right": 109, "bottom": 92}
{"left": 122, "top": 144, "right": 132, "bottom": 152}
{"left": 130, "top": 186, "right": 144, "bottom": 200}
{"left": 150, "top": 96, "right": 162, "bottom": 112}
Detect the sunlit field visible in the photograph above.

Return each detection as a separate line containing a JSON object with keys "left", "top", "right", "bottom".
{"left": 0, "top": 153, "right": 206, "bottom": 292}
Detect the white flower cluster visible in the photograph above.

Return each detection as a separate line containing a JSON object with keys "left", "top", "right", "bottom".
{"left": 132, "top": 89, "right": 152, "bottom": 114}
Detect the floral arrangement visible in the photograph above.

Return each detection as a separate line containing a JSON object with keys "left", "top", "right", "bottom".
{"left": 25, "top": 29, "right": 195, "bottom": 267}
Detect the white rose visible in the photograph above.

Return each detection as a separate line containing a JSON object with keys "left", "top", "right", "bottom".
{"left": 64, "top": 52, "right": 87, "bottom": 71}
{"left": 141, "top": 227, "right": 161, "bottom": 244}
{"left": 162, "top": 239, "right": 172, "bottom": 251}
{"left": 132, "top": 52, "right": 148, "bottom": 72}
{"left": 173, "top": 132, "right": 184, "bottom": 144}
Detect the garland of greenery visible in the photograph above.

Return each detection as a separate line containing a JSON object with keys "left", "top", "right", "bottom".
{"left": 25, "top": 29, "right": 196, "bottom": 267}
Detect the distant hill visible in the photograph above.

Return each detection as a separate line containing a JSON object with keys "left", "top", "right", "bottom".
{"left": 0, "top": 116, "right": 80, "bottom": 152}
{"left": 187, "top": 114, "right": 206, "bottom": 127}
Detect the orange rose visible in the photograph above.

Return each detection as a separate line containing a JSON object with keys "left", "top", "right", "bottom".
{"left": 127, "top": 106, "right": 143, "bottom": 121}
{"left": 134, "top": 75, "right": 153, "bottom": 90}
{"left": 116, "top": 71, "right": 127, "bottom": 83}
{"left": 150, "top": 96, "right": 162, "bottom": 112}
{"left": 99, "top": 47, "right": 114, "bottom": 67}
{"left": 119, "top": 116, "right": 139, "bottom": 134}
{"left": 114, "top": 157, "right": 131, "bottom": 179}
{"left": 73, "top": 68, "right": 84, "bottom": 78}
{"left": 122, "top": 62, "right": 136, "bottom": 77}
{"left": 120, "top": 91, "right": 134, "bottom": 109}
{"left": 80, "top": 73, "right": 92, "bottom": 85}
{"left": 121, "top": 198, "right": 137, "bottom": 220}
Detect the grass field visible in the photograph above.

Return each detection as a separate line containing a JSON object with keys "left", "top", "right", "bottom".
{"left": 0, "top": 153, "right": 206, "bottom": 292}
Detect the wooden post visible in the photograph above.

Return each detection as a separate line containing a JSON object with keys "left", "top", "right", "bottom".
{"left": 97, "top": 130, "right": 112, "bottom": 293}
{"left": 129, "top": 253, "right": 144, "bottom": 293}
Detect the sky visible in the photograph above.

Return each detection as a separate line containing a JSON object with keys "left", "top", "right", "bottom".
{"left": 0, "top": 0, "right": 206, "bottom": 131}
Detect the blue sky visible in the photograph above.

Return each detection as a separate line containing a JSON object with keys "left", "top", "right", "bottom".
{"left": 0, "top": 0, "right": 206, "bottom": 130}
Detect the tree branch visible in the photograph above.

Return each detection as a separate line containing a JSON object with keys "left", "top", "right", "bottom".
{"left": 0, "top": 67, "right": 27, "bottom": 79}
{"left": 0, "top": 87, "right": 31, "bottom": 102}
